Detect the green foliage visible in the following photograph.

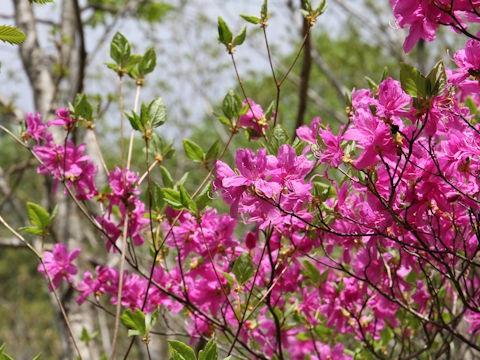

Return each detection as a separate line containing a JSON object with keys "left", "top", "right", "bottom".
{"left": 232, "top": 252, "right": 254, "bottom": 285}
{"left": 29, "top": 0, "right": 54, "bottom": 3}
{"left": 73, "top": 93, "right": 93, "bottom": 121}
{"left": 183, "top": 139, "right": 205, "bottom": 162}
{"left": 0, "top": 25, "right": 26, "bottom": 45}
{"left": 0, "top": 344, "right": 13, "bottom": 360}
{"left": 400, "top": 60, "right": 447, "bottom": 98}
{"left": 168, "top": 340, "right": 196, "bottom": 360}
{"left": 120, "top": 308, "right": 158, "bottom": 338}
{"left": 198, "top": 339, "right": 218, "bottom": 360}
{"left": 217, "top": 17, "right": 232, "bottom": 45}
{"left": 19, "top": 203, "right": 57, "bottom": 236}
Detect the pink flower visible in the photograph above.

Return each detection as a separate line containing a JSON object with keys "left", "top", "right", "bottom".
{"left": 48, "top": 108, "right": 76, "bottom": 129}
{"left": 238, "top": 99, "right": 272, "bottom": 136}
{"left": 24, "top": 112, "right": 47, "bottom": 143}
{"left": 376, "top": 78, "right": 411, "bottom": 119}
{"left": 296, "top": 117, "right": 322, "bottom": 143}
{"left": 38, "top": 243, "right": 81, "bottom": 290}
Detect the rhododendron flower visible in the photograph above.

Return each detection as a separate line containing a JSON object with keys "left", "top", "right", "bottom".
{"left": 238, "top": 99, "right": 272, "bottom": 135}
{"left": 38, "top": 243, "right": 81, "bottom": 290}
{"left": 296, "top": 117, "right": 322, "bottom": 143}
{"left": 24, "top": 112, "right": 47, "bottom": 143}
{"left": 454, "top": 39, "right": 480, "bottom": 81}
{"left": 376, "top": 78, "right": 411, "bottom": 119}
{"left": 48, "top": 108, "right": 76, "bottom": 129}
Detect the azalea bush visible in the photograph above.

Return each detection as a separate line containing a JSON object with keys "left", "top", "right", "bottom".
{"left": 4, "top": 0, "right": 480, "bottom": 359}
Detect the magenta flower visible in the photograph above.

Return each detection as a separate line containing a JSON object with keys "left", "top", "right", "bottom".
{"left": 238, "top": 99, "right": 272, "bottom": 135}
{"left": 38, "top": 243, "right": 81, "bottom": 290}
{"left": 24, "top": 112, "right": 47, "bottom": 143}
{"left": 376, "top": 78, "right": 411, "bottom": 119}
{"left": 48, "top": 108, "right": 76, "bottom": 129}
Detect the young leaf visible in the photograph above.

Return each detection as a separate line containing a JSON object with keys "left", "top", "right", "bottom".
{"left": 74, "top": 93, "right": 93, "bottom": 120}
{"left": 240, "top": 14, "right": 261, "bottom": 24}
{"left": 205, "top": 140, "right": 220, "bottom": 161}
{"left": 223, "top": 89, "right": 242, "bottom": 119}
{"left": 0, "top": 25, "right": 26, "bottom": 45}
{"left": 138, "top": 47, "right": 157, "bottom": 76}
{"left": 232, "top": 252, "right": 254, "bottom": 285}
{"left": 316, "top": 0, "right": 327, "bottom": 14}
{"left": 261, "top": 0, "right": 268, "bottom": 19}
{"left": 120, "top": 308, "right": 147, "bottom": 336}
{"left": 233, "top": 25, "right": 247, "bottom": 47}
{"left": 126, "top": 110, "right": 143, "bottom": 131}
{"left": 110, "top": 32, "right": 130, "bottom": 66}
{"left": 400, "top": 63, "right": 428, "bottom": 98}
{"left": 427, "top": 60, "right": 447, "bottom": 97}
{"left": 148, "top": 97, "right": 167, "bottom": 128}
{"left": 168, "top": 340, "right": 196, "bottom": 360}
{"left": 267, "top": 125, "right": 290, "bottom": 155}
{"left": 0, "top": 344, "right": 13, "bottom": 360}
{"left": 302, "top": 260, "right": 321, "bottom": 283}
{"left": 151, "top": 181, "right": 166, "bottom": 211}
{"left": 217, "top": 16, "right": 232, "bottom": 44}
{"left": 195, "top": 182, "right": 213, "bottom": 212}
{"left": 198, "top": 338, "right": 218, "bottom": 360}
{"left": 26, "top": 202, "right": 51, "bottom": 230}
{"left": 162, "top": 188, "right": 183, "bottom": 210}
{"left": 183, "top": 139, "right": 205, "bottom": 162}
{"left": 160, "top": 166, "right": 174, "bottom": 188}
{"left": 179, "top": 184, "right": 196, "bottom": 211}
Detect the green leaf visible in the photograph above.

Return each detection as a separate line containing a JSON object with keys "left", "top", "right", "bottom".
{"left": 295, "top": 332, "right": 311, "bottom": 341}
{"left": 198, "top": 338, "right": 218, "bottom": 360}
{"left": 240, "top": 14, "right": 261, "bottom": 24}
{"left": 195, "top": 183, "right": 213, "bottom": 212}
{"left": 148, "top": 97, "right": 167, "bottom": 128}
{"left": 183, "top": 139, "right": 205, "bottom": 162}
{"left": 222, "top": 89, "right": 242, "bottom": 119}
{"left": 138, "top": 47, "right": 157, "bottom": 76}
{"left": 233, "top": 25, "right": 247, "bottom": 47}
{"left": 304, "top": 0, "right": 312, "bottom": 11}
{"left": 232, "top": 252, "right": 254, "bottom": 285}
{"left": 179, "top": 184, "right": 196, "bottom": 211}
{"left": 32, "top": 355, "right": 42, "bottom": 360}
{"left": 120, "top": 308, "right": 146, "bottom": 336}
{"left": 26, "top": 202, "right": 51, "bottom": 230}
{"left": 217, "top": 16, "right": 232, "bottom": 44}
{"left": 205, "top": 140, "right": 220, "bottom": 161}
{"left": 427, "top": 60, "right": 447, "bottom": 97}
{"left": 168, "top": 340, "right": 196, "bottom": 360}
{"left": 400, "top": 62, "right": 428, "bottom": 98}
{"left": 74, "top": 93, "right": 93, "bottom": 120}
{"left": 162, "top": 188, "right": 183, "bottom": 210}
{"left": 316, "top": 0, "right": 327, "bottom": 14}
{"left": 29, "top": 0, "right": 54, "bottom": 3}
{"left": 151, "top": 181, "right": 166, "bottom": 211}
{"left": 0, "top": 344, "right": 14, "bottom": 360}
{"left": 465, "top": 96, "right": 478, "bottom": 115}
{"left": 219, "top": 270, "right": 236, "bottom": 286}
{"left": 110, "top": 32, "right": 130, "bottom": 66}
{"left": 126, "top": 110, "right": 143, "bottom": 131}
{"left": 19, "top": 226, "right": 44, "bottom": 235}
{"left": 302, "top": 260, "right": 321, "bottom": 283}
{"left": 160, "top": 166, "right": 174, "bottom": 188}
{"left": 261, "top": 0, "right": 268, "bottom": 19}
{"left": 0, "top": 25, "right": 26, "bottom": 45}
{"left": 267, "top": 125, "right": 290, "bottom": 155}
